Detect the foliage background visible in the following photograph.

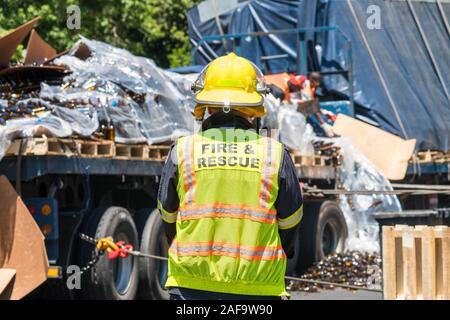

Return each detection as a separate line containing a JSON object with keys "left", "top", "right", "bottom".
{"left": 0, "top": 0, "right": 200, "bottom": 67}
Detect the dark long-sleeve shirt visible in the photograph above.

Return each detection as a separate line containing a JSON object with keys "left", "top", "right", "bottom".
{"left": 157, "top": 112, "right": 303, "bottom": 258}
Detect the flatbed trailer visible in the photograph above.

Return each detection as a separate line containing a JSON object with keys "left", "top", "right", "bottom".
{"left": 2, "top": 133, "right": 450, "bottom": 301}
{"left": 0, "top": 136, "right": 346, "bottom": 299}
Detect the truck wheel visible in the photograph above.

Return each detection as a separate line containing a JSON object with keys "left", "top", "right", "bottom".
{"left": 288, "top": 200, "right": 347, "bottom": 273}
{"left": 137, "top": 208, "right": 170, "bottom": 300}
{"left": 315, "top": 201, "right": 347, "bottom": 260}
{"left": 78, "top": 207, "right": 139, "bottom": 300}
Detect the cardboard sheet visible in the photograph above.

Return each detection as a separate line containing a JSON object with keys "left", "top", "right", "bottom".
{"left": 0, "top": 17, "right": 40, "bottom": 67}
{"left": 333, "top": 114, "right": 416, "bottom": 180}
{"left": 24, "top": 30, "right": 57, "bottom": 65}
{"left": 0, "top": 268, "right": 16, "bottom": 299}
{"left": 0, "top": 176, "right": 48, "bottom": 299}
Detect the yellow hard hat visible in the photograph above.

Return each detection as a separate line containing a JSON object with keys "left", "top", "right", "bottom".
{"left": 192, "top": 53, "right": 269, "bottom": 119}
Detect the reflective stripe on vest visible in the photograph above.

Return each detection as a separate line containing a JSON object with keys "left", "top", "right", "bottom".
{"left": 278, "top": 204, "right": 303, "bottom": 230}
{"left": 169, "top": 129, "right": 286, "bottom": 296}
{"left": 178, "top": 203, "right": 277, "bottom": 224}
{"left": 170, "top": 241, "right": 285, "bottom": 261}
{"left": 259, "top": 137, "right": 275, "bottom": 208}
{"left": 181, "top": 135, "right": 196, "bottom": 205}
{"left": 158, "top": 200, "right": 177, "bottom": 223}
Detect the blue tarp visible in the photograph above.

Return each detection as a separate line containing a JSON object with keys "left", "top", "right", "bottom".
{"left": 188, "top": 0, "right": 300, "bottom": 72}
{"left": 188, "top": 0, "right": 450, "bottom": 151}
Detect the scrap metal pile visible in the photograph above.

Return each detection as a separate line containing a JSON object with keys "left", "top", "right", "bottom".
{"left": 287, "top": 252, "right": 382, "bottom": 292}
{"left": 312, "top": 140, "right": 342, "bottom": 166}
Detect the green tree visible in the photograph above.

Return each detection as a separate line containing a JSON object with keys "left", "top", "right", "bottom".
{"left": 0, "top": 0, "right": 200, "bottom": 67}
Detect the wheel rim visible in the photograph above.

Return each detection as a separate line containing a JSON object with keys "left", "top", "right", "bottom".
{"left": 322, "top": 221, "right": 338, "bottom": 256}
{"left": 112, "top": 231, "right": 133, "bottom": 295}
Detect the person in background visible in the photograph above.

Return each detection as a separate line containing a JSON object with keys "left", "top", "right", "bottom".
{"left": 264, "top": 72, "right": 306, "bottom": 103}
{"left": 266, "top": 71, "right": 335, "bottom": 138}
{"left": 299, "top": 72, "right": 335, "bottom": 138}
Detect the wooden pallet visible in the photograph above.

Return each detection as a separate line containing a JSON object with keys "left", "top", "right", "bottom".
{"left": 115, "top": 144, "right": 147, "bottom": 160}
{"left": 5, "top": 138, "right": 169, "bottom": 161}
{"left": 7, "top": 137, "right": 338, "bottom": 164}
{"left": 148, "top": 145, "right": 170, "bottom": 161}
{"left": 292, "top": 155, "right": 314, "bottom": 166}
{"left": 412, "top": 150, "right": 450, "bottom": 164}
{"left": 291, "top": 153, "right": 334, "bottom": 168}
{"left": 6, "top": 137, "right": 53, "bottom": 156}
{"left": 382, "top": 225, "right": 450, "bottom": 300}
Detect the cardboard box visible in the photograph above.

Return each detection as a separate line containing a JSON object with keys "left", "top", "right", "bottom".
{"left": 333, "top": 114, "right": 416, "bottom": 180}
{"left": 0, "top": 176, "right": 48, "bottom": 300}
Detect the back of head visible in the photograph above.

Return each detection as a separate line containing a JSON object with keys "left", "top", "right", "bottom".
{"left": 308, "top": 71, "right": 321, "bottom": 83}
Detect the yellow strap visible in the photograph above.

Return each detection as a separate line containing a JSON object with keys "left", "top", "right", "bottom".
{"left": 96, "top": 237, "right": 119, "bottom": 252}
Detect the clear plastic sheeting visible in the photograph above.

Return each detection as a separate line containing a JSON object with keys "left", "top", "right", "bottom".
{"left": 277, "top": 104, "right": 315, "bottom": 156}
{"left": 0, "top": 126, "right": 10, "bottom": 159}
{"left": 0, "top": 112, "right": 74, "bottom": 158}
{"left": 333, "top": 137, "right": 402, "bottom": 253}
{"left": 278, "top": 110, "right": 401, "bottom": 253}
{"left": 54, "top": 37, "right": 194, "bottom": 144}
{"left": 50, "top": 106, "right": 99, "bottom": 138}
{"left": 261, "top": 94, "right": 280, "bottom": 132}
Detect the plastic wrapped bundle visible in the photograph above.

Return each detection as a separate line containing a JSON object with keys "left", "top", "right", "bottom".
{"left": 0, "top": 37, "right": 197, "bottom": 159}
{"left": 333, "top": 137, "right": 401, "bottom": 253}
{"left": 53, "top": 37, "right": 194, "bottom": 144}
{"left": 274, "top": 107, "right": 401, "bottom": 253}
{"left": 277, "top": 104, "right": 315, "bottom": 156}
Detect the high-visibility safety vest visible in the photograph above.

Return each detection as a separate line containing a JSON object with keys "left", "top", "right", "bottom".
{"left": 162, "top": 128, "right": 298, "bottom": 296}
{"left": 264, "top": 72, "right": 291, "bottom": 101}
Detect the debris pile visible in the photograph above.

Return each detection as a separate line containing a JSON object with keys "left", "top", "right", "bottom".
{"left": 278, "top": 103, "right": 401, "bottom": 253}
{"left": 0, "top": 17, "right": 195, "bottom": 159}
{"left": 0, "top": 92, "right": 49, "bottom": 125}
{"left": 336, "top": 137, "right": 401, "bottom": 253}
{"left": 287, "top": 252, "right": 382, "bottom": 292}
{"left": 312, "top": 140, "right": 341, "bottom": 157}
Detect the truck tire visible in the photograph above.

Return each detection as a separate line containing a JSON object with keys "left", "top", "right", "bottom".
{"left": 78, "top": 207, "right": 139, "bottom": 300}
{"left": 315, "top": 201, "right": 347, "bottom": 260}
{"left": 288, "top": 200, "right": 347, "bottom": 273}
{"left": 137, "top": 208, "right": 170, "bottom": 300}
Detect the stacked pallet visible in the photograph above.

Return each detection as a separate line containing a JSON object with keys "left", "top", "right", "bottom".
{"left": 5, "top": 137, "right": 170, "bottom": 161}
{"left": 412, "top": 150, "right": 450, "bottom": 164}
{"left": 291, "top": 141, "right": 343, "bottom": 168}
{"left": 382, "top": 225, "right": 450, "bottom": 300}
{"left": 6, "top": 137, "right": 340, "bottom": 168}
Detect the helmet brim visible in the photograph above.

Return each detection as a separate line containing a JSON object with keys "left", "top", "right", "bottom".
{"left": 194, "top": 104, "right": 267, "bottom": 119}
{"left": 194, "top": 88, "right": 263, "bottom": 107}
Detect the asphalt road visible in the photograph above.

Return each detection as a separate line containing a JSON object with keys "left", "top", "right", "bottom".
{"left": 290, "top": 288, "right": 382, "bottom": 300}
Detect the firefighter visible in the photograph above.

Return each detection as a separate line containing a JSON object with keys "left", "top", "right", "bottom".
{"left": 157, "top": 53, "right": 303, "bottom": 300}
